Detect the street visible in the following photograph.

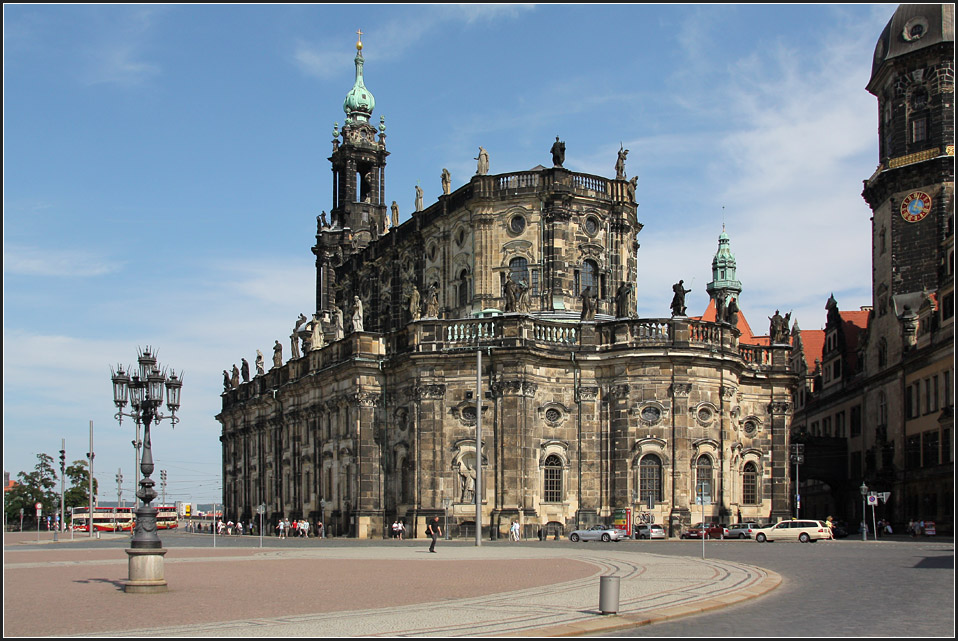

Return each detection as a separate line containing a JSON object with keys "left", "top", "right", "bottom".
{"left": 4, "top": 530, "right": 953, "bottom": 637}
{"left": 600, "top": 537, "right": 954, "bottom": 637}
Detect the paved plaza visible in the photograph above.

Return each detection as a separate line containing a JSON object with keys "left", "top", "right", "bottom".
{"left": 3, "top": 531, "right": 953, "bottom": 637}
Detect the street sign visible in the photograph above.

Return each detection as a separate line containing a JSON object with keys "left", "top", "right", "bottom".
{"left": 35, "top": 502, "right": 42, "bottom": 516}
{"left": 867, "top": 495, "right": 878, "bottom": 506}
{"left": 256, "top": 504, "right": 265, "bottom": 515}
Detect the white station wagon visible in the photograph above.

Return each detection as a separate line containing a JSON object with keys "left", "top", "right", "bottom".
{"left": 754, "top": 519, "right": 832, "bottom": 543}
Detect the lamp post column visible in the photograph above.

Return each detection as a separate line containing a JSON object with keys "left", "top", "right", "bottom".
{"left": 112, "top": 348, "right": 181, "bottom": 594}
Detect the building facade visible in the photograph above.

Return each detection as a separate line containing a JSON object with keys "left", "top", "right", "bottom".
{"left": 217, "top": 36, "right": 797, "bottom": 538}
{"left": 792, "top": 4, "right": 954, "bottom": 533}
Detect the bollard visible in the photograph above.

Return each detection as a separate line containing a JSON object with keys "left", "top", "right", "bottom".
{"left": 599, "top": 575, "right": 620, "bottom": 614}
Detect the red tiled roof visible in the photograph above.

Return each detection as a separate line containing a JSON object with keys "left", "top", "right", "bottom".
{"left": 698, "top": 298, "right": 768, "bottom": 346}
{"left": 796, "top": 329, "right": 825, "bottom": 372}
{"left": 838, "top": 310, "right": 869, "bottom": 373}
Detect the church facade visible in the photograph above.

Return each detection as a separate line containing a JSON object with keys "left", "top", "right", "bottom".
{"left": 216, "top": 36, "right": 796, "bottom": 538}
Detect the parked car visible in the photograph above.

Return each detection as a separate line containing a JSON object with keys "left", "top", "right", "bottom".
{"left": 635, "top": 523, "right": 666, "bottom": 539}
{"left": 569, "top": 525, "right": 625, "bottom": 542}
{"left": 754, "top": 519, "right": 831, "bottom": 543}
{"left": 727, "top": 522, "right": 762, "bottom": 539}
{"left": 681, "top": 523, "right": 728, "bottom": 539}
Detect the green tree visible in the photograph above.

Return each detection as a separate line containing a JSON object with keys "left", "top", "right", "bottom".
{"left": 64, "top": 460, "right": 99, "bottom": 510}
{"left": 4, "top": 453, "right": 58, "bottom": 529}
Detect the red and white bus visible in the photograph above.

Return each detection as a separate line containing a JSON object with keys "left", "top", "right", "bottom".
{"left": 71, "top": 506, "right": 179, "bottom": 532}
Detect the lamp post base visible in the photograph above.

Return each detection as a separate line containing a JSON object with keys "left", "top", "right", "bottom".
{"left": 124, "top": 547, "right": 168, "bottom": 593}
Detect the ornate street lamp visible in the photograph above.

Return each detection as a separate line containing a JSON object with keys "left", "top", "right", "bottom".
{"left": 111, "top": 347, "right": 182, "bottom": 593}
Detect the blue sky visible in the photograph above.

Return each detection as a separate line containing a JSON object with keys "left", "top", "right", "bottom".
{"left": 4, "top": 4, "right": 894, "bottom": 503}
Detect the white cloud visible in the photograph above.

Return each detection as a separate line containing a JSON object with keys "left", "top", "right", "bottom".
{"left": 3, "top": 244, "right": 122, "bottom": 277}
{"left": 81, "top": 7, "right": 163, "bottom": 86}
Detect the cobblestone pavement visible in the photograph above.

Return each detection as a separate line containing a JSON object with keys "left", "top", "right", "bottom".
{"left": 4, "top": 531, "right": 779, "bottom": 637}
{"left": 600, "top": 536, "right": 955, "bottom": 637}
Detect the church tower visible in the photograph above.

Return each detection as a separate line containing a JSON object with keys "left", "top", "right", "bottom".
{"left": 706, "top": 225, "right": 743, "bottom": 324}
{"left": 313, "top": 31, "right": 389, "bottom": 312}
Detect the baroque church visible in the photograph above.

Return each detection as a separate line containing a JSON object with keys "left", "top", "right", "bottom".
{"left": 216, "top": 34, "right": 797, "bottom": 538}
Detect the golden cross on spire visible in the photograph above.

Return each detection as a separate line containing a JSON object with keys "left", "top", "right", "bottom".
{"left": 356, "top": 28, "right": 364, "bottom": 51}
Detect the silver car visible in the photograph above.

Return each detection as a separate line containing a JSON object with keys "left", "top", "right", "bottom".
{"left": 635, "top": 523, "right": 666, "bottom": 539}
{"left": 727, "top": 522, "right": 761, "bottom": 539}
{"left": 569, "top": 525, "right": 625, "bottom": 542}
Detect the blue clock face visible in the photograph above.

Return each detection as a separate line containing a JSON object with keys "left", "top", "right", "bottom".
{"left": 900, "top": 191, "right": 932, "bottom": 223}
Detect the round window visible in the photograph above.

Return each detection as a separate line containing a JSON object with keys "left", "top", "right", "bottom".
{"left": 585, "top": 217, "right": 599, "bottom": 235}
{"left": 545, "top": 408, "right": 561, "bottom": 423}
{"left": 744, "top": 420, "right": 758, "bottom": 436}
{"left": 462, "top": 406, "right": 477, "bottom": 421}
{"left": 697, "top": 408, "right": 712, "bottom": 423}
{"left": 641, "top": 406, "right": 661, "bottom": 423}
{"left": 510, "top": 216, "right": 526, "bottom": 234}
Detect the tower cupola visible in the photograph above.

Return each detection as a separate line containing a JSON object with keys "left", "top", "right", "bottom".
{"left": 706, "top": 225, "right": 743, "bottom": 322}
{"left": 343, "top": 31, "right": 375, "bottom": 124}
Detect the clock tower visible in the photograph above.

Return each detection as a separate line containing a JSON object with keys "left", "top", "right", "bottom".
{"left": 862, "top": 4, "right": 953, "bottom": 308}
{"left": 859, "top": 4, "right": 953, "bottom": 527}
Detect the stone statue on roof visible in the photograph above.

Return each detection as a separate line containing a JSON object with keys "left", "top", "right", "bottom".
{"left": 475, "top": 147, "right": 489, "bottom": 175}
{"left": 580, "top": 286, "right": 596, "bottom": 321}
{"left": 615, "top": 282, "right": 633, "bottom": 318}
{"left": 441, "top": 169, "right": 451, "bottom": 195}
{"left": 727, "top": 297, "right": 740, "bottom": 327}
{"left": 615, "top": 145, "right": 629, "bottom": 180}
{"left": 671, "top": 280, "right": 691, "bottom": 317}
{"left": 551, "top": 136, "right": 566, "bottom": 168}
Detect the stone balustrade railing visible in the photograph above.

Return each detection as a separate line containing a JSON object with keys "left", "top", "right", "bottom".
{"left": 222, "top": 315, "right": 787, "bottom": 408}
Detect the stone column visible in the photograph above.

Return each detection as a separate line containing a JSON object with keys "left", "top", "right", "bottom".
{"left": 351, "top": 390, "right": 382, "bottom": 539}
{"left": 768, "top": 400, "right": 792, "bottom": 522}
{"left": 411, "top": 384, "right": 446, "bottom": 537}
{"left": 668, "top": 381, "right": 692, "bottom": 537}
{"left": 575, "top": 385, "right": 600, "bottom": 529}
{"left": 608, "top": 384, "right": 632, "bottom": 510}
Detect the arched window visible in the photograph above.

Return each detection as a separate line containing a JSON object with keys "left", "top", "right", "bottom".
{"left": 695, "top": 455, "right": 712, "bottom": 505}
{"left": 458, "top": 269, "right": 470, "bottom": 307}
{"left": 509, "top": 257, "right": 528, "bottom": 284}
{"left": 878, "top": 338, "right": 887, "bottom": 368}
{"left": 742, "top": 462, "right": 758, "bottom": 505}
{"left": 879, "top": 391, "right": 888, "bottom": 426}
{"left": 639, "top": 454, "right": 662, "bottom": 505}
{"left": 581, "top": 259, "right": 598, "bottom": 294}
{"left": 543, "top": 454, "right": 563, "bottom": 503}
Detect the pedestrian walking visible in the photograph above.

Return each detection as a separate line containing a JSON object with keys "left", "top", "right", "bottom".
{"left": 510, "top": 520, "right": 520, "bottom": 541}
{"left": 427, "top": 516, "right": 442, "bottom": 553}
{"left": 398, "top": 520, "right": 405, "bottom": 540}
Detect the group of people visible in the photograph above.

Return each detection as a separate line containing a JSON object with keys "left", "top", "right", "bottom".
{"left": 906, "top": 519, "right": 929, "bottom": 537}
{"left": 276, "top": 518, "right": 324, "bottom": 539}
{"left": 389, "top": 519, "right": 407, "bottom": 539}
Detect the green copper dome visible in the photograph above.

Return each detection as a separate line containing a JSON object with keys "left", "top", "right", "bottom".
{"left": 707, "top": 225, "right": 742, "bottom": 295}
{"left": 343, "top": 37, "right": 375, "bottom": 123}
